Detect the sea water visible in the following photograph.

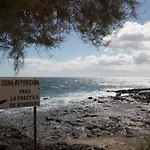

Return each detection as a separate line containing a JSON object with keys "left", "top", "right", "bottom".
{"left": 39, "top": 77, "right": 150, "bottom": 110}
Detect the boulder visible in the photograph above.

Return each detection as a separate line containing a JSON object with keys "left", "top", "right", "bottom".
{"left": 88, "top": 97, "right": 93, "bottom": 99}
{"left": 93, "top": 99, "right": 97, "bottom": 102}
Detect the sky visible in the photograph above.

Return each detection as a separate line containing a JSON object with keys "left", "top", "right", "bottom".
{"left": 1, "top": 0, "right": 150, "bottom": 77}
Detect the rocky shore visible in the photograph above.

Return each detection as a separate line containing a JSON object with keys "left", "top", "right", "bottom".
{"left": 0, "top": 125, "right": 105, "bottom": 150}
{"left": 1, "top": 88, "right": 150, "bottom": 149}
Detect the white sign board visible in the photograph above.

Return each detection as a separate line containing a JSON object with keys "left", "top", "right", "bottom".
{"left": 0, "top": 78, "right": 40, "bottom": 109}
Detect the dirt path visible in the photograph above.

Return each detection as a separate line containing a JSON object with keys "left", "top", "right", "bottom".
{"left": 66, "top": 136, "right": 141, "bottom": 150}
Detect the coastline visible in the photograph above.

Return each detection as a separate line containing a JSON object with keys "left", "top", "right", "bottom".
{"left": 0, "top": 88, "right": 150, "bottom": 149}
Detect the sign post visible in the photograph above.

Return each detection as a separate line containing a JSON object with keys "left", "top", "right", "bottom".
{"left": 34, "top": 106, "right": 37, "bottom": 150}
{"left": 0, "top": 78, "right": 40, "bottom": 150}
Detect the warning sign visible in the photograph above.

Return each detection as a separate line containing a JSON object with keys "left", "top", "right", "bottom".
{"left": 0, "top": 78, "right": 40, "bottom": 109}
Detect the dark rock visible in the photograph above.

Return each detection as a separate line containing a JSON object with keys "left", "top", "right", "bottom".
{"left": 88, "top": 97, "right": 93, "bottom": 99}
{"left": 11, "top": 127, "right": 18, "bottom": 132}
{"left": 83, "top": 114, "right": 98, "bottom": 118}
{"left": 97, "top": 100, "right": 106, "bottom": 103}
{"left": 116, "top": 93, "right": 121, "bottom": 96}
{"left": 86, "top": 125, "right": 100, "bottom": 130}
{"left": 55, "top": 119, "right": 62, "bottom": 123}
{"left": 136, "top": 105, "right": 142, "bottom": 108}
{"left": 93, "top": 99, "right": 97, "bottom": 102}
{"left": 71, "top": 132, "right": 79, "bottom": 139}
{"left": 96, "top": 133, "right": 101, "bottom": 137}
{"left": 113, "top": 88, "right": 150, "bottom": 95}
{"left": 132, "top": 95, "right": 140, "bottom": 99}
{"left": 106, "top": 90, "right": 111, "bottom": 92}
{"left": 130, "top": 118, "right": 140, "bottom": 122}
{"left": 45, "top": 117, "right": 62, "bottom": 123}
{"left": 0, "top": 125, "right": 35, "bottom": 150}
{"left": 138, "top": 90, "right": 150, "bottom": 96}
{"left": 43, "top": 97, "right": 49, "bottom": 100}
{"left": 99, "top": 125, "right": 107, "bottom": 131}
{"left": 144, "top": 121, "right": 150, "bottom": 125}
{"left": 141, "top": 108, "right": 147, "bottom": 112}
{"left": 76, "top": 119, "right": 83, "bottom": 123}
{"left": 109, "top": 116, "right": 120, "bottom": 122}
{"left": 113, "top": 96, "right": 124, "bottom": 101}
{"left": 22, "top": 125, "right": 26, "bottom": 130}
{"left": 66, "top": 121, "right": 75, "bottom": 126}
{"left": 87, "top": 134, "right": 92, "bottom": 138}
{"left": 46, "top": 116, "right": 54, "bottom": 121}
{"left": 93, "top": 147, "right": 105, "bottom": 150}
{"left": 0, "top": 143, "right": 8, "bottom": 150}
{"left": 126, "top": 98, "right": 134, "bottom": 102}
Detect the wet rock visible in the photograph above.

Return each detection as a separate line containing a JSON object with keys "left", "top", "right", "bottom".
{"left": 113, "top": 88, "right": 150, "bottom": 95}
{"left": 138, "top": 90, "right": 150, "bottom": 96}
{"left": 45, "top": 117, "right": 61, "bottom": 123}
{"left": 113, "top": 96, "right": 124, "bottom": 101}
{"left": 132, "top": 94, "right": 141, "bottom": 100}
{"left": 71, "top": 132, "right": 79, "bottom": 139}
{"left": 46, "top": 116, "right": 54, "bottom": 121}
{"left": 93, "top": 99, "right": 97, "bottom": 102}
{"left": 126, "top": 97, "right": 134, "bottom": 102}
{"left": 43, "top": 97, "right": 49, "bottom": 100}
{"left": 22, "top": 125, "right": 26, "bottom": 130}
{"left": 136, "top": 105, "right": 142, "bottom": 108}
{"left": 88, "top": 97, "right": 93, "bottom": 99}
{"left": 83, "top": 114, "right": 98, "bottom": 118}
{"left": 2, "top": 87, "right": 150, "bottom": 145}
{"left": 130, "top": 118, "right": 140, "bottom": 122}
{"left": 66, "top": 120, "right": 76, "bottom": 126}
{"left": 86, "top": 125, "right": 100, "bottom": 131}
{"left": 144, "top": 120, "right": 150, "bottom": 125}
{"left": 109, "top": 116, "right": 120, "bottom": 122}
{"left": 97, "top": 100, "right": 106, "bottom": 103}
{"left": 76, "top": 119, "right": 83, "bottom": 123}
{"left": 141, "top": 108, "right": 147, "bottom": 112}
{"left": 11, "top": 127, "right": 18, "bottom": 132}
{"left": 116, "top": 93, "right": 121, "bottom": 96}
{"left": 55, "top": 119, "right": 62, "bottom": 123}
{"left": 99, "top": 125, "right": 107, "bottom": 131}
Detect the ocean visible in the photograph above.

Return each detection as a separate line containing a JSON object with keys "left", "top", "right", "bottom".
{"left": 0, "top": 77, "right": 150, "bottom": 141}
{"left": 39, "top": 77, "right": 150, "bottom": 110}
{"left": 0, "top": 77, "right": 150, "bottom": 112}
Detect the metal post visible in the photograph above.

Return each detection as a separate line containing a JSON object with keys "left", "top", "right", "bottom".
{"left": 34, "top": 106, "right": 37, "bottom": 150}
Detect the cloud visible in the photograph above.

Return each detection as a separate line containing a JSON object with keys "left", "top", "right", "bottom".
{"left": 103, "top": 22, "right": 150, "bottom": 51}
{"left": 7, "top": 21, "right": 150, "bottom": 77}
{"left": 18, "top": 50, "right": 150, "bottom": 77}
{"left": 133, "top": 51, "right": 150, "bottom": 64}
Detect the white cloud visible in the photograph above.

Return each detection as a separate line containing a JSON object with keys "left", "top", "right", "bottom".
{"left": 18, "top": 50, "right": 150, "bottom": 77}
{"left": 133, "top": 50, "right": 150, "bottom": 64}
{"left": 103, "top": 22, "right": 150, "bottom": 51}
{"left": 6, "top": 21, "right": 150, "bottom": 77}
